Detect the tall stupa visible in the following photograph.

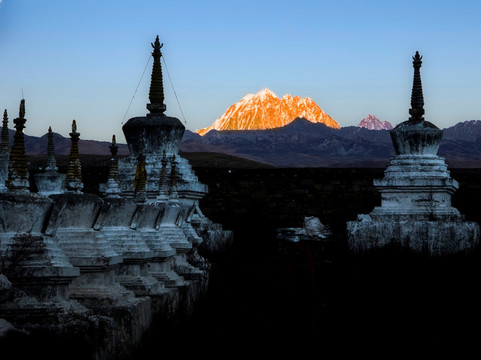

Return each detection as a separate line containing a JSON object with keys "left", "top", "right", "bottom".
{"left": 106, "top": 36, "right": 207, "bottom": 200}
{"left": 347, "top": 52, "right": 479, "bottom": 256}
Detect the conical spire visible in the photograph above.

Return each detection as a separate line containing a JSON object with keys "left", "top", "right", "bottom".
{"left": 7, "top": 99, "right": 29, "bottom": 191}
{"left": 146, "top": 35, "right": 166, "bottom": 116}
{"left": 45, "top": 126, "right": 58, "bottom": 171}
{"left": 408, "top": 51, "right": 425, "bottom": 124}
{"left": 1, "top": 110, "right": 10, "bottom": 154}
{"left": 66, "top": 120, "right": 83, "bottom": 193}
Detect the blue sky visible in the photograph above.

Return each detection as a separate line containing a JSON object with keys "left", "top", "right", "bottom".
{"left": 1, "top": 0, "right": 481, "bottom": 142}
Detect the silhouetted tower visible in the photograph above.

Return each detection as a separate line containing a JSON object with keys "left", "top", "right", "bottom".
{"left": 390, "top": 51, "right": 442, "bottom": 156}
{"left": 0, "top": 109, "right": 10, "bottom": 192}
{"left": 147, "top": 35, "right": 166, "bottom": 116}
{"left": 7, "top": 99, "right": 29, "bottom": 192}
{"left": 45, "top": 126, "right": 58, "bottom": 171}
{"left": 1, "top": 109, "right": 10, "bottom": 154}
{"left": 409, "top": 51, "right": 425, "bottom": 124}
{"left": 108, "top": 135, "right": 119, "bottom": 183}
{"left": 66, "top": 120, "right": 83, "bottom": 193}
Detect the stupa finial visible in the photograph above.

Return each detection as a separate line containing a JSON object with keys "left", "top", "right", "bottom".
{"left": 147, "top": 35, "right": 166, "bottom": 116}
{"left": 408, "top": 51, "right": 425, "bottom": 124}
{"left": 1, "top": 109, "right": 10, "bottom": 154}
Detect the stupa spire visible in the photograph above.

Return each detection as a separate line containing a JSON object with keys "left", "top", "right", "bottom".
{"left": 103, "top": 134, "right": 121, "bottom": 197}
{"left": 108, "top": 134, "right": 119, "bottom": 181}
{"left": 45, "top": 126, "right": 58, "bottom": 171}
{"left": 408, "top": 51, "right": 425, "bottom": 124}
{"left": 147, "top": 35, "right": 166, "bottom": 116}
{"left": 7, "top": 99, "right": 29, "bottom": 192}
{"left": 66, "top": 120, "right": 83, "bottom": 193}
{"left": 1, "top": 110, "right": 10, "bottom": 154}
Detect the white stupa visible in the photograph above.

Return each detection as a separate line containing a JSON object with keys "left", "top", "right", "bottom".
{"left": 347, "top": 52, "right": 479, "bottom": 256}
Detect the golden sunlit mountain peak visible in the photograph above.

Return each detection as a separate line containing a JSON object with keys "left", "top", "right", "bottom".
{"left": 196, "top": 88, "right": 339, "bottom": 136}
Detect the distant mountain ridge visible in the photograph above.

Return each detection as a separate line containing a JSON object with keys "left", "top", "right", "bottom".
{"left": 182, "top": 118, "right": 481, "bottom": 168}
{"left": 6, "top": 118, "right": 481, "bottom": 168}
{"left": 3, "top": 129, "right": 130, "bottom": 156}
{"left": 196, "top": 88, "right": 339, "bottom": 135}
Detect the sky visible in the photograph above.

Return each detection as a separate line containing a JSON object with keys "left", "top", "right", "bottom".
{"left": 1, "top": 0, "right": 481, "bottom": 142}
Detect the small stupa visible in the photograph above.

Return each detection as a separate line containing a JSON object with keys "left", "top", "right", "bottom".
{"left": 347, "top": 52, "right": 479, "bottom": 256}
{"left": 103, "top": 135, "right": 121, "bottom": 197}
{"left": 6, "top": 99, "right": 29, "bottom": 192}
{"left": 34, "top": 126, "right": 66, "bottom": 195}
{"left": 0, "top": 109, "right": 10, "bottom": 192}
{"left": 65, "top": 120, "right": 83, "bottom": 193}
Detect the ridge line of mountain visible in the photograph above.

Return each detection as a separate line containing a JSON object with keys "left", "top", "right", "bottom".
{"left": 4, "top": 118, "right": 481, "bottom": 168}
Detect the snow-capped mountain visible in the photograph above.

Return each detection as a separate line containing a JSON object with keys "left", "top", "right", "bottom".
{"left": 358, "top": 114, "right": 392, "bottom": 130}
{"left": 196, "top": 88, "right": 339, "bottom": 135}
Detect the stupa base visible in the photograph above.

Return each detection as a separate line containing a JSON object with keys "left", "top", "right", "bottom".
{"left": 347, "top": 216, "right": 479, "bottom": 256}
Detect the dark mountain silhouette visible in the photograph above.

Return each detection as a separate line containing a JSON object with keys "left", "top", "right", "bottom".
{"left": 5, "top": 118, "right": 481, "bottom": 168}
{"left": 2, "top": 129, "right": 130, "bottom": 156}
{"left": 442, "top": 120, "right": 481, "bottom": 141}
{"left": 182, "top": 118, "right": 395, "bottom": 167}
{"left": 181, "top": 118, "right": 481, "bottom": 168}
